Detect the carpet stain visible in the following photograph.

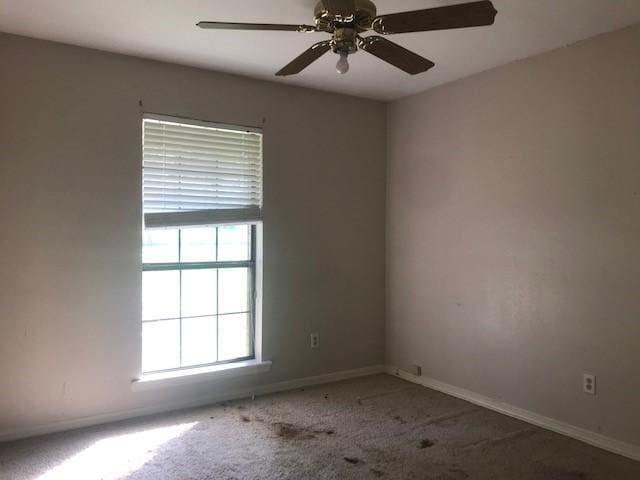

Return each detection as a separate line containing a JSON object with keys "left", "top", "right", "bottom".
{"left": 392, "top": 415, "right": 407, "bottom": 424}
{"left": 370, "top": 468, "right": 384, "bottom": 476}
{"left": 419, "top": 438, "right": 435, "bottom": 449}
{"left": 274, "top": 422, "right": 304, "bottom": 438}
{"left": 273, "top": 422, "right": 316, "bottom": 440}
{"left": 240, "top": 415, "right": 251, "bottom": 423}
{"left": 271, "top": 421, "right": 336, "bottom": 440}
{"left": 344, "top": 456, "right": 361, "bottom": 465}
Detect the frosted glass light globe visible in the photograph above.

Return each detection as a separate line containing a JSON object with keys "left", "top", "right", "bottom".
{"left": 336, "top": 53, "right": 350, "bottom": 74}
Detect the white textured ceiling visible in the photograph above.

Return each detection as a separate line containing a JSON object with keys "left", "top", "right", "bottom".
{"left": 2, "top": 0, "right": 640, "bottom": 101}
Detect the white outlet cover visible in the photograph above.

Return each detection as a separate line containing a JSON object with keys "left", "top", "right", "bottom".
{"left": 583, "top": 374, "right": 596, "bottom": 395}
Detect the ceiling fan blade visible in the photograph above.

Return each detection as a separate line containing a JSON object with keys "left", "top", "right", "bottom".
{"left": 197, "top": 21, "right": 317, "bottom": 32}
{"left": 373, "top": 0, "right": 497, "bottom": 35}
{"left": 359, "top": 36, "right": 434, "bottom": 75}
{"left": 276, "top": 41, "right": 333, "bottom": 76}
{"left": 321, "top": 0, "right": 356, "bottom": 17}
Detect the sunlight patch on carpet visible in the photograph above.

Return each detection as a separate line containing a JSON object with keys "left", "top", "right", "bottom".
{"left": 35, "top": 422, "right": 197, "bottom": 480}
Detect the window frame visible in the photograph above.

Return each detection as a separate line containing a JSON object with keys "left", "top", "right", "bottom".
{"left": 141, "top": 223, "right": 258, "bottom": 375}
{"left": 139, "top": 112, "right": 264, "bottom": 378}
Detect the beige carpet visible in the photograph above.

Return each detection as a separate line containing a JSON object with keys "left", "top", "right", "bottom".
{"left": 1, "top": 374, "right": 638, "bottom": 479}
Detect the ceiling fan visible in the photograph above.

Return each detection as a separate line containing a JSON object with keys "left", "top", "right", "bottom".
{"left": 197, "top": 0, "right": 497, "bottom": 76}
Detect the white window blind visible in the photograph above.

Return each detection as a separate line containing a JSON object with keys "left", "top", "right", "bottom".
{"left": 143, "top": 115, "right": 262, "bottom": 228}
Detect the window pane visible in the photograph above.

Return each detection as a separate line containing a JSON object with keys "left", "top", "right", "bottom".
{"left": 218, "top": 313, "right": 250, "bottom": 361}
{"left": 143, "top": 271, "right": 180, "bottom": 321}
{"left": 181, "top": 316, "right": 217, "bottom": 367}
{"left": 142, "top": 319, "right": 180, "bottom": 372}
{"left": 143, "top": 229, "right": 178, "bottom": 263}
{"left": 217, "top": 225, "right": 250, "bottom": 261}
{"left": 180, "top": 227, "right": 216, "bottom": 262}
{"left": 218, "top": 268, "right": 249, "bottom": 314}
{"left": 181, "top": 269, "right": 217, "bottom": 318}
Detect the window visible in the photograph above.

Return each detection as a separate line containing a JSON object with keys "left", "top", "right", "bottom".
{"left": 141, "top": 115, "right": 262, "bottom": 374}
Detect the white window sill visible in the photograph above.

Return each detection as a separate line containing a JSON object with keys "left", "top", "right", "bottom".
{"left": 131, "top": 359, "right": 272, "bottom": 392}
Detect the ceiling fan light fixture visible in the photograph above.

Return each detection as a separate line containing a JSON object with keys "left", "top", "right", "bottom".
{"left": 336, "top": 52, "right": 350, "bottom": 74}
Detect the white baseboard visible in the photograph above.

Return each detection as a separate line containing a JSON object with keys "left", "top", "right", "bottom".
{"left": 0, "top": 364, "right": 385, "bottom": 443}
{"left": 388, "top": 366, "right": 640, "bottom": 462}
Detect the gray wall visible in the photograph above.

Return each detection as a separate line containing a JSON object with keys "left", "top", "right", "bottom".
{"left": 387, "top": 24, "right": 640, "bottom": 447}
{"left": 0, "top": 33, "right": 386, "bottom": 434}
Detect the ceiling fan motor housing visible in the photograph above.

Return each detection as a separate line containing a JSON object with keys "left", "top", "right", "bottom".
{"left": 313, "top": 0, "right": 377, "bottom": 33}
{"left": 313, "top": 0, "right": 377, "bottom": 55}
{"left": 332, "top": 28, "right": 358, "bottom": 55}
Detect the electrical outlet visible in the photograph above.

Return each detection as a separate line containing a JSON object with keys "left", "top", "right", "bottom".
{"left": 310, "top": 333, "right": 320, "bottom": 349}
{"left": 583, "top": 374, "right": 596, "bottom": 395}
